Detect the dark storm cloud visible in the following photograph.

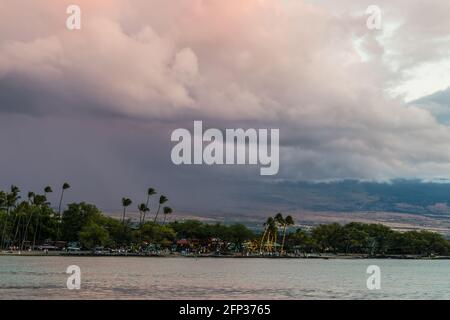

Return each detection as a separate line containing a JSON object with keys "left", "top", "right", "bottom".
{"left": 0, "top": 74, "right": 133, "bottom": 120}
{"left": 0, "top": 75, "right": 52, "bottom": 116}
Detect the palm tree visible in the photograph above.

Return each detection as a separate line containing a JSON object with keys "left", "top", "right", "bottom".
{"left": 44, "top": 186, "right": 52, "bottom": 206}
{"left": 162, "top": 206, "right": 173, "bottom": 224}
{"left": 143, "top": 188, "right": 156, "bottom": 223}
{"left": 27, "top": 192, "right": 35, "bottom": 204}
{"left": 31, "top": 194, "right": 46, "bottom": 250}
{"left": 121, "top": 198, "right": 132, "bottom": 224}
{"left": 0, "top": 191, "right": 6, "bottom": 209}
{"left": 138, "top": 203, "right": 149, "bottom": 225}
{"left": 12, "top": 207, "right": 25, "bottom": 248}
{"left": 11, "top": 185, "right": 20, "bottom": 195}
{"left": 280, "top": 215, "right": 295, "bottom": 255}
{"left": 266, "top": 217, "right": 278, "bottom": 253}
{"left": 21, "top": 195, "right": 35, "bottom": 250}
{"left": 274, "top": 213, "right": 285, "bottom": 253}
{"left": 154, "top": 195, "right": 168, "bottom": 223}
{"left": 1, "top": 185, "right": 20, "bottom": 249}
{"left": 33, "top": 195, "right": 47, "bottom": 206}
{"left": 56, "top": 183, "right": 70, "bottom": 239}
{"left": 58, "top": 183, "right": 70, "bottom": 215}
{"left": 259, "top": 217, "right": 274, "bottom": 254}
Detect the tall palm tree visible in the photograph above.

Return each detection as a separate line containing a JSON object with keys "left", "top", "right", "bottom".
{"left": 138, "top": 203, "right": 149, "bottom": 225}
{"left": 154, "top": 195, "right": 168, "bottom": 223}
{"left": 121, "top": 198, "right": 132, "bottom": 224}
{"left": 143, "top": 188, "right": 156, "bottom": 223}
{"left": 58, "top": 183, "right": 70, "bottom": 215}
{"left": 280, "top": 215, "right": 295, "bottom": 255}
{"left": 56, "top": 183, "right": 70, "bottom": 239}
{"left": 162, "top": 206, "right": 173, "bottom": 224}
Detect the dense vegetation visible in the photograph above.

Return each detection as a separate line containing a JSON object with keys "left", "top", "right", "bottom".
{"left": 0, "top": 184, "right": 449, "bottom": 256}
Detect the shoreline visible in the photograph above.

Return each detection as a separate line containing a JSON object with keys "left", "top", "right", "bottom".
{"left": 1, "top": 251, "right": 449, "bottom": 260}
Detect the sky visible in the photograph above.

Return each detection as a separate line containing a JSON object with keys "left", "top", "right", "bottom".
{"left": 1, "top": 0, "right": 450, "bottom": 216}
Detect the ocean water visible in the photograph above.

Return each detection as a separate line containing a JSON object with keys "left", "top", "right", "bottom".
{"left": 0, "top": 256, "right": 448, "bottom": 299}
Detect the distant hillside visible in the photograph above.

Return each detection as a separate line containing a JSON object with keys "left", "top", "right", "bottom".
{"left": 239, "top": 180, "right": 450, "bottom": 217}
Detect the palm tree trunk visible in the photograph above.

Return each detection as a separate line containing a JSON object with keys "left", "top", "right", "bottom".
{"left": 145, "top": 194, "right": 150, "bottom": 208}
{"left": 163, "top": 214, "right": 167, "bottom": 225}
{"left": 266, "top": 231, "right": 271, "bottom": 252}
{"left": 280, "top": 225, "right": 287, "bottom": 255}
{"left": 274, "top": 229, "right": 280, "bottom": 253}
{"left": 32, "top": 212, "right": 40, "bottom": 250}
{"left": 1, "top": 207, "right": 10, "bottom": 250}
{"left": 13, "top": 214, "right": 22, "bottom": 248}
{"left": 21, "top": 211, "right": 34, "bottom": 251}
{"left": 143, "top": 195, "right": 151, "bottom": 223}
{"left": 58, "top": 189, "right": 65, "bottom": 215}
{"left": 9, "top": 212, "right": 19, "bottom": 246}
{"left": 154, "top": 204, "right": 161, "bottom": 223}
{"left": 271, "top": 233, "right": 274, "bottom": 253}
{"left": 259, "top": 227, "right": 268, "bottom": 253}
{"left": 55, "top": 190, "right": 65, "bottom": 240}
{"left": 122, "top": 207, "right": 126, "bottom": 223}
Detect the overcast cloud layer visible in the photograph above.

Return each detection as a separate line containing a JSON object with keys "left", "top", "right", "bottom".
{"left": 1, "top": 0, "right": 450, "bottom": 214}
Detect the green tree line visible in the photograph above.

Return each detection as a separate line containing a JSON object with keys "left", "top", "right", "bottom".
{"left": 0, "top": 185, "right": 449, "bottom": 256}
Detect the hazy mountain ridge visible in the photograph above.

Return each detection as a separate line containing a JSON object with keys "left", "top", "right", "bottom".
{"left": 250, "top": 180, "right": 450, "bottom": 216}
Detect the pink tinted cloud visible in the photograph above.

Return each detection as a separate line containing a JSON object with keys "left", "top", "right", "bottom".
{"left": 1, "top": 0, "right": 450, "bottom": 181}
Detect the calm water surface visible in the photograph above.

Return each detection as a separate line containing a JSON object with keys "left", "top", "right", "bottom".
{"left": 0, "top": 256, "right": 449, "bottom": 299}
